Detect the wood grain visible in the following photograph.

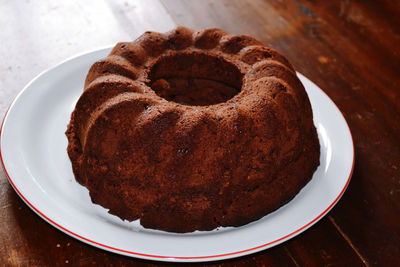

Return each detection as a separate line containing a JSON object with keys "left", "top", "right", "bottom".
{"left": 1, "top": 0, "right": 399, "bottom": 266}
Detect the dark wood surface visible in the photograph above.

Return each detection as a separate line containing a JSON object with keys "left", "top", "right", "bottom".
{"left": 1, "top": 0, "right": 399, "bottom": 266}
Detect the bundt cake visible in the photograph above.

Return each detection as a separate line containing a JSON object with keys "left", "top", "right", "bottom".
{"left": 66, "top": 26, "right": 320, "bottom": 233}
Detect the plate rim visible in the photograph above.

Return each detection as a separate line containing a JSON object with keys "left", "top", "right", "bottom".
{"left": 0, "top": 48, "right": 355, "bottom": 262}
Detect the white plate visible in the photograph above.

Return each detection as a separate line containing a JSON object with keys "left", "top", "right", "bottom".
{"left": 0, "top": 47, "right": 354, "bottom": 262}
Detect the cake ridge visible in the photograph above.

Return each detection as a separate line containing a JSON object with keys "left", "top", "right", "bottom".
{"left": 239, "top": 45, "right": 295, "bottom": 70}
{"left": 84, "top": 55, "right": 139, "bottom": 87}
{"left": 85, "top": 73, "right": 138, "bottom": 89}
{"left": 72, "top": 77, "right": 147, "bottom": 147}
{"left": 109, "top": 42, "right": 147, "bottom": 67}
{"left": 82, "top": 92, "right": 157, "bottom": 149}
{"left": 219, "top": 34, "right": 263, "bottom": 54}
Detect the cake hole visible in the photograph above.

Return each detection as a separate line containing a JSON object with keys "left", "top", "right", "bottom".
{"left": 148, "top": 52, "right": 243, "bottom": 106}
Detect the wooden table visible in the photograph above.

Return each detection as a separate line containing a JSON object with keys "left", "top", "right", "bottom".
{"left": 1, "top": 1, "right": 399, "bottom": 266}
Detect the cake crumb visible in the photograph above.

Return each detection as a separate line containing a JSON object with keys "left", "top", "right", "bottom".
{"left": 318, "top": 56, "right": 329, "bottom": 63}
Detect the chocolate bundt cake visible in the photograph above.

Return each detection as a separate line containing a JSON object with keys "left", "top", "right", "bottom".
{"left": 66, "top": 27, "right": 320, "bottom": 233}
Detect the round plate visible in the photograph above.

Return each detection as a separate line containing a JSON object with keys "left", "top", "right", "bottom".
{"left": 0, "top": 47, "right": 354, "bottom": 262}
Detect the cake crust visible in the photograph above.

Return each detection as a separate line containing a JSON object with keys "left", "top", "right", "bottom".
{"left": 66, "top": 26, "right": 320, "bottom": 233}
